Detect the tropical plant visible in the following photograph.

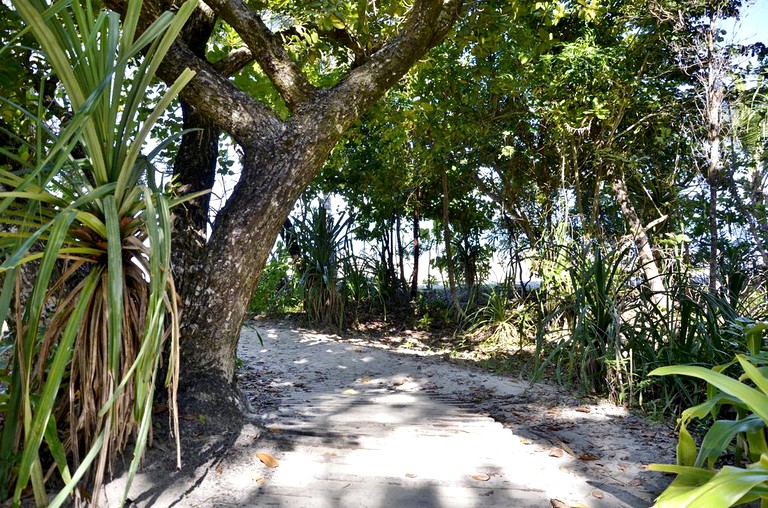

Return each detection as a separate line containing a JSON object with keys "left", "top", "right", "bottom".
{"left": 535, "top": 242, "right": 637, "bottom": 397}
{"left": 648, "top": 322, "right": 768, "bottom": 507}
{"left": 467, "top": 287, "right": 537, "bottom": 353}
{"left": 248, "top": 242, "right": 301, "bottom": 316}
{"left": 0, "top": 0, "right": 197, "bottom": 504}
{"left": 341, "top": 246, "right": 373, "bottom": 325}
{"left": 294, "top": 200, "right": 352, "bottom": 328}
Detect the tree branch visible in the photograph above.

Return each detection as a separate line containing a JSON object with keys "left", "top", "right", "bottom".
{"left": 204, "top": 0, "right": 316, "bottom": 110}
{"left": 212, "top": 46, "right": 255, "bottom": 76}
{"left": 158, "top": 41, "right": 282, "bottom": 146}
{"left": 319, "top": 0, "right": 463, "bottom": 132}
{"left": 103, "top": 0, "right": 282, "bottom": 145}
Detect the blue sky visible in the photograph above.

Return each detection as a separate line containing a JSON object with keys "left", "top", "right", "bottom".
{"left": 730, "top": 1, "right": 767, "bottom": 45}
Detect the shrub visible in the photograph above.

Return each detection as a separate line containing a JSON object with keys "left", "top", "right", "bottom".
{"left": 249, "top": 242, "right": 301, "bottom": 315}
{"left": 648, "top": 323, "right": 768, "bottom": 507}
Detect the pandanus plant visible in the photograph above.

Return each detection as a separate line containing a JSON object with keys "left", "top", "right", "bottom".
{"left": 0, "top": 0, "right": 200, "bottom": 505}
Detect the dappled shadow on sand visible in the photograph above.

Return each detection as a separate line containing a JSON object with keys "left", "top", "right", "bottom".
{"left": 102, "top": 320, "right": 674, "bottom": 507}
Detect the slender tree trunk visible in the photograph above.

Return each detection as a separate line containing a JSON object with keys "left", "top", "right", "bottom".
{"left": 572, "top": 141, "right": 588, "bottom": 237}
{"left": 410, "top": 205, "right": 420, "bottom": 299}
{"left": 441, "top": 167, "right": 462, "bottom": 316}
{"left": 591, "top": 166, "right": 604, "bottom": 241}
{"left": 704, "top": 13, "right": 723, "bottom": 294}
{"left": 384, "top": 221, "right": 397, "bottom": 297}
{"left": 611, "top": 171, "right": 667, "bottom": 306}
{"left": 396, "top": 214, "right": 406, "bottom": 292}
{"left": 708, "top": 163, "right": 719, "bottom": 293}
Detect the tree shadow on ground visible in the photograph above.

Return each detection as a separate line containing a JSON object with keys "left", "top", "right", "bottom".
{"left": 102, "top": 320, "right": 673, "bottom": 507}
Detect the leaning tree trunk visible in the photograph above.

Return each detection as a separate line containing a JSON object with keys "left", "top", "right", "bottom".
{"left": 441, "top": 167, "right": 463, "bottom": 317}
{"left": 179, "top": 127, "right": 342, "bottom": 383}
{"left": 611, "top": 171, "right": 667, "bottom": 307}
{"left": 103, "top": 0, "right": 464, "bottom": 396}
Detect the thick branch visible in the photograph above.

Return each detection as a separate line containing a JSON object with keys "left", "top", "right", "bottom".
{"left": 321, "top": 0, "right": 463, "bottom": 132}
{"left": 212, "top": 46, "right": 255, "bottom": 76}
{"left": 204, "top": 0, "right": 315, "bottom": 109}
{"left": 103, "top": 0, "right": 282, "bottom": 145}
{"left": 159, "top": 41, "right": 282, "bottom": 145}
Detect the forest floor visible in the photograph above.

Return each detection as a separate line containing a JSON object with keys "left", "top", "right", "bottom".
{"left": 102, "top": 318, "right": 676, "bottom": 507}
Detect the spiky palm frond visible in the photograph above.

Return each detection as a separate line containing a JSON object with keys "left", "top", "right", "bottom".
{"left": 0, "top": 0, "right": 198, "bottom": 505}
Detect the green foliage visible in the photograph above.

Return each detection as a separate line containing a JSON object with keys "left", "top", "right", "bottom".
{"left": 249, "top": 242, "right": 301, "bottom": 315}
{"left": 532, "top": 237, "right": 768, "bottom": 413}
{"left": 467, "top": 287, "right": 537, "bottom": 352}
{"left": 648, "top": 332, "right": 768, "bottom": 508}
{"left": 0, "top": 0, "right": 197, "bottom": 503}
{"left": 294, "top": 200, "right": 352, "bottom": 328}
{"left": 341, "top": 249, "right": 374, "bottom": 324}
{"left": 535, "top": 242, "right": 635, "bottom": 396}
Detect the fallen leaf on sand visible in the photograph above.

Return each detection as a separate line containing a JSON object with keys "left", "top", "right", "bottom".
{"left": 405, "top": 473, "right": 417, "bottom": 478}
{"left": 268, "top": 426, "right": 282, "bottom": 433}
{"left": 575, "top": 407, "right": 591, "bottom": 413}
{"left": 591, "top": 490, "right": 604, "bottom": 499}
{"left": 323, "top": 452, "right": 337, "bottom": 457}
{"left": 553, "top": 438, "right": 577, "bottom": 458}
{"left": 519, "top": 437, "right": 532, "bottom": 445}
{"left": 359, "top": 377, "right": 372, "bottom": 383}
{"left": 550, "top": 500, "right": 567, "bottom": 508}
{"left": 342, "top": 388, "right": 358, "bottom": 395}
{"left": 549, "top": 448, "right": 564, "bottom": 458}
{"left": 215, "top": 464, "right": 223, "bottom": 475}
{"left": 470, "top": 473, "right": 491, "bottom": 481}
{"left": 250, "top": 474, "right": 265, "bottom": 485}
{"left": 579, "top": 453, "right": 599, "bottom": 461}
{"left": 256, "top": 452, "right": 279, "bottom": 468}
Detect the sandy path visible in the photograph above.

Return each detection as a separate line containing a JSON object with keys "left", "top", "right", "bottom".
{"left": 103, "top": 320, "right": 674, "bottom": 507}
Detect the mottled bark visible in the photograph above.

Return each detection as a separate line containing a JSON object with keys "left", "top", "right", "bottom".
{"left": 171, "top": 103, "right": 219, "bottom": 299}
{"left": 703, "top": 13, "right": 724, "bottom": 295}
{"left": 611, "top": 172, "right": 667, "bottom": 306}
{"left": 104, "top": 0, "right": 463, "bottom": 384}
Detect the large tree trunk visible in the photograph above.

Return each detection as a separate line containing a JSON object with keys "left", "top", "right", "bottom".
{"left": 105, "top": 0, "right": 463, "bottom": 390}
{"left": 171, "top": 103, "right": 219, "bottom": 299}
{"left": 611, "top": 171, "right": 667, "bottom": 306}
{"left": 179, "top": 129, "right": 341, "bottom": 383}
